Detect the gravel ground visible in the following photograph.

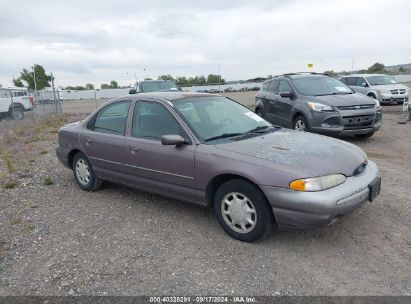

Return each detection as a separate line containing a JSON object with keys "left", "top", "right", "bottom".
{"left": 0, "top": 99, "right": 410, "bottom": 296}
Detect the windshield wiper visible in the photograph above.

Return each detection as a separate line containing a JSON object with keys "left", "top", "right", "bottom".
{"left": 246, "top": 125, "right": 274, "bottom": 134}
{"left": 204, "top": 132, "right": 244, "bottom": 142}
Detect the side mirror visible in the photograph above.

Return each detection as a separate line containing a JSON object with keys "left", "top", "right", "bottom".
{"left": 161, "top": 134, "right": 185, "bottom": 145}
{"left": 129, "top": 89, "right": 137, "bottom": 94}
{"left": 280, "top": 91, "right": 292, "bottom": 98}
{"left": 361, "top": 83, "right": 368, "bottom": 87}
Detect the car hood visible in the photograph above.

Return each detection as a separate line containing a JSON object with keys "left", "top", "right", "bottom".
{"left": 214, "top": 130, "right": 366, "bottom": 178}
{"left": 369, "top": 84, "right": 408, "bottom": 90}
{"left": 310, "top": 93, "right": 375, "bottom": 107}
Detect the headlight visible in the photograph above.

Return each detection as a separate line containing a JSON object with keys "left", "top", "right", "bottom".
{"left": 374, "top": 98, "right": 381, "bottom": 108}
{"left": 289, "top": 174, "right": 346, "bottom": 192}
{"left": 308, "top": 102, "right": 333, "bottom": 112}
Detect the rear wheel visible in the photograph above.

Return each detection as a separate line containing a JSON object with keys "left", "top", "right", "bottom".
{"left": 214, "top": 179, "right": 274, "bottom": 242}
{"left": 294, "top": 115, "right": 309, "bottom": 132}
{"left": 9, "top": 106, "right": 24, "bottom": 120}
{"left": 255, "top": 108, "right": 265, "bottom": 118}
{"left": 73, "top": 152, "right": 103, "bottom": 191}
{"left": 355, "top": 132, "right": 374, "bottom": 139}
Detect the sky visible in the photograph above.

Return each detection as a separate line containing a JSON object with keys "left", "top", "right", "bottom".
{"left": 0, "top": 0, "right": 410, "bottom": 88}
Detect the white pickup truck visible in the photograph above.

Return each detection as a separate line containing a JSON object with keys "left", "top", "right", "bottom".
{"left": 0, "top": 89, "right": 34, "bottom": 120}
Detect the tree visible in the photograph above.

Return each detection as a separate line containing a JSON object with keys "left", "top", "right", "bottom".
{"left": 13, "top": 78, "right": 25, "bottom": 87}
{"left": 207, "top": 74, "right": 225, "bottom": 85}
{"left": 158, "top": 74, "right": 175, "bottom": 81}
{"left": 324, "top": 70, "right": 338, "bottom": 77}
{"left": 110, "top": 80, "right": 119, "bottom": 88}
{"left": 14, "top": 64, "right": 51, "bottom": 90}
{"left": 399, "top": 66, "right": 410, "bottom": 73}
{"left": 144, "top": 77, "right": 152, "bottom": 80}
{"left": 84, "top": 83, "right": 94, "bottom": 90}
{"left": 367, "top": 63, "right": 385, "bottom": 73}
{"left": 65, "top": 85, "right": 85, "bottom": 90}
{"left": 101, "top": 84, "right": 111, "bottom": 89}
{"left": 0, "top": 83, "right": 2, "bottom": 88}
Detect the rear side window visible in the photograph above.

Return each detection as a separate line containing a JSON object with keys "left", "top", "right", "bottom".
{"left": 267, "top": 80, "right": 279, "bottom": 94}
{"left": 131, "top": 101, "right": 187, "bottom": 141}
{"left": 93, "top": 101, "right": 131, "bottom": 135}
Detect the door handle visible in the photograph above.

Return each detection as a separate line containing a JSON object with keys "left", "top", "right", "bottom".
{"left": 129, "top": 146, "right": 140, "bottom": 154}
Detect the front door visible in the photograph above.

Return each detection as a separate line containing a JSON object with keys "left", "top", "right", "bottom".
{"left": 277, "top": 80, "right": 294, "bottom": 128}
{"left": 79, "top": 100, "right": 131, "bottom": 184}
{"left": 124, "top": 100, "right": 196, "bottom": 202}
{"left": 264, "top": 79, "right": 280, "bottom": 124}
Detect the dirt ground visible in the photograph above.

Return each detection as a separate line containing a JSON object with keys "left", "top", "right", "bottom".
{"left": 0, "top": 94, "right": 410, "bottom": 296}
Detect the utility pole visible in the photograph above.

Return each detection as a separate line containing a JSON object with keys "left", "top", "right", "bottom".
{"left": 351, "top": 58, "right": 355, "bottom": 72}
{"left": 51, "top": 73, "right": 58, "bottom": 114}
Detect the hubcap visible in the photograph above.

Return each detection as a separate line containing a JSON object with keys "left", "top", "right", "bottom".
{"left": 295, "top": 120, "right": 306, "bottom": 131}
{"left": 75, "top": 159, "right": 90, "bottom": 185}
{"left": 221, "top": 192, "right": 257, "bottom": 234}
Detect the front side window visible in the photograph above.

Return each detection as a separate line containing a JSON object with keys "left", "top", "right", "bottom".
{"left": 131, "top": 101, "right": 187, "bottom": 140}
{"left": 93, "top": 101, "right": 131, "bottom": 135}
{"left": 173, "top": 96, "right": 271, "bottom": 143}
{"left": 356, "top": 78, "right": 367, "bottom": 87}
{"left": 292, "top": 77, "right": 353, "bottom": 96}
{"left": 278, "top": 80, "right": 292, "bottom": 93}
{"left": 366, "top": 75, "right": 397, "bottom": 86}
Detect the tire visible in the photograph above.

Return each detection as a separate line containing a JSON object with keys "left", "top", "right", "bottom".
{"left": 368, "top": 93, "right": 377, "bottom": 100}
{"left": 355, "top": 132, "right": 374, "bottom": 139}
{"left": 214, "top": 179, "right": 275, "bottom": 242}
{"left": 72, "top": 152, "right": 103, "bottom": 191}
{"left": 255, "top": 108, "right": 265, "bottom": 118}
{"left": 293, "top": 115, "right": 309, "bottom": 132}
{"left": 9, "top": 106, "right": 24, "bottom": 120}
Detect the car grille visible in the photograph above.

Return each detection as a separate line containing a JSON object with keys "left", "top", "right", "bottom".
{"left": 342, "top": 115, "right": 375, "bottom": 129}
{"left": 337, "top": 104, "right": 374, "bottom": 110}
{"left": 390, "top": 89, "right": 407, "bottom": 95}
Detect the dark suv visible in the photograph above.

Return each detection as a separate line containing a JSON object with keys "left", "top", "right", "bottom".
{"left": 129, "top": 80, "right": 181, "bottom": 94}
{"left": 255, "top": 73, "right": 382, "bottom": 138}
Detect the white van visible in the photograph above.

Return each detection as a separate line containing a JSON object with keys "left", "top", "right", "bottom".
{"left": 0, "top": 89, "right": 34, "bottom": 120}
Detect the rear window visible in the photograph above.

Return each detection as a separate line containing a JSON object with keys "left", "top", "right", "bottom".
{"left": 140, "top": 81, "right": 180, "bottom": 92}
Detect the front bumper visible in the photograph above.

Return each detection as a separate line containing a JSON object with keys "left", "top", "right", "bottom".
{"left": 379, "top": 94, "right": 408, "bottom": 104}
{"left": 260, "top": 160, "right": 380, "bottom": 230}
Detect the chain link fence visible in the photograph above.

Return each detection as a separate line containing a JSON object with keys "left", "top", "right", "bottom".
{"left": 0, "top": 88, "right": 62, "bottom": 130}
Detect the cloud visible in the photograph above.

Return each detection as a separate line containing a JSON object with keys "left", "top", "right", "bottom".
{"left": 0, "top": 0, "right": 410, "bottom": 87}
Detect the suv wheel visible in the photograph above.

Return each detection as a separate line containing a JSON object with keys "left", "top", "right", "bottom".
{"left": 294, "top": 115, "right": 309, "bottom": 132}
{"left": 255, "top": 108, "right": 264, "bottom": 118}
{"left": 214, "top": 179, "right": 274, "bottom": 242}
{"left": 73, "top": 152, "right": 103, "bottom": 191}
{"left": 9, "top": 106, "right": 24, "bottom": 120}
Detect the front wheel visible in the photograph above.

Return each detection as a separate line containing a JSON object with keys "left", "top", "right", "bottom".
{"left": 214, "top": 179, "right": 275, "bottom": 242}
{"left": 73, "top": 152, "right": 103, "bottom": 191}
{"left": 294, "top": 115, "right": 309, "bottom": 132}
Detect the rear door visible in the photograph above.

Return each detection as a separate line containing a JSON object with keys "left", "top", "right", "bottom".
{"left": 264, "top": 79, "right": 280, "bottom": 124}
{"left": 79, "top": 100, "right": 131, "bottom": 184}
{"left": 276, "top": 80, "right": 295, "bottom": 128}
{"left": 124, "top": 100, "right": 196, "bottom": 202}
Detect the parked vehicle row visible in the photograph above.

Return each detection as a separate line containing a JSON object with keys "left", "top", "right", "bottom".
{"left": 57, "top": 91, "right": 381, "bottom": 242}
{"left": 255, "top": 73, "right": 382, "bottom": 138}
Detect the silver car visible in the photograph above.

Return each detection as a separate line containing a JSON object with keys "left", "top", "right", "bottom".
{"left": 341, "top": 74, "right": 409, "bottom": 104}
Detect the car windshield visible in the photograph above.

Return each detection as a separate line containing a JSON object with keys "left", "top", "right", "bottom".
{"left": 366, "top": 75, "right": 397, "bottom": 86}
{"left": 172, "top": 96, "right": 272, "bottom": 143}
{"left": 141, "top": 81, "right": 180, "bottom": 92}
{"left": 292, "top": 77, "right": 353, "bottom": 96}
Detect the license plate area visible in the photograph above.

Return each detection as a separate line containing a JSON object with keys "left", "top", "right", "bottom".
{"left": 368, "top": 176, "right": 381, "bottom": 202}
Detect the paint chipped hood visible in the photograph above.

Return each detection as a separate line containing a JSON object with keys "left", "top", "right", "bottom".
{"left": 214, "top": 130, "right": 367, "bottom": 178}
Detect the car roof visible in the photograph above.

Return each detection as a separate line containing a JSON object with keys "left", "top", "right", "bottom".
{"left": 345, "top": 74, "right": 387, "bottom": 77}
{"left": 265, "top": 73, "right": 329, "bottom": 82}
{"left": 127, "top": 91, "right": 217, "bottom": 101}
